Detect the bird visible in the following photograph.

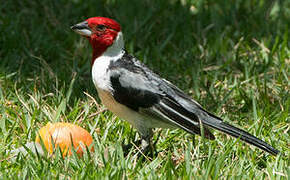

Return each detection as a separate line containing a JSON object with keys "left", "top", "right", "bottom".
{"left": 71, "top": 17, "right": 279, "bottom": 156}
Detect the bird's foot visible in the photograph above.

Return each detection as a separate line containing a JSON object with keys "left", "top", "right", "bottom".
{"left": 122, "top": 139, "right": 156, "bottom": 161}
{"left": 136, "top": 136, "right": 159, "bottom": 160}
{"left": 122, "top": 139, "right": 141, "bottom": 156}
{"left": 122, "top": 129, "right": 159, "bottom": 160}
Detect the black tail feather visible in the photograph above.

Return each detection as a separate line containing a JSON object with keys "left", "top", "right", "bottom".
{"left": 202, "top": 115, "right": 279, "bottom": 156}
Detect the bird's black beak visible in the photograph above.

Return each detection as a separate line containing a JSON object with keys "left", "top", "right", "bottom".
{"left": 71, "top": 21, "right": 92, "bottom": 37}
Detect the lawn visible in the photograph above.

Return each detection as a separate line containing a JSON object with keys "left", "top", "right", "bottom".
{"left": 0, "top": 0, "right": 289, "bottom": 179}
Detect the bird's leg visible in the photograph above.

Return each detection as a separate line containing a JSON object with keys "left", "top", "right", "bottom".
{"left": 122, "top": 129, "right": 141, "bottom": 155}
{"left": 123, "top": 127, "right": 156, "bottom": 158}
{"left": 140, "top": 133, "right": 152, "bottom": 154}
{"left": 137, "top": 128, "right": 156, "bottom": 159}
{"left": 122, "top": 129, "right": 151, "bottom": 156}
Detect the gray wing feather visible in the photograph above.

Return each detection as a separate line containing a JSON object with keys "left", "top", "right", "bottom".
{"left": 109, "top": 56, "right": 215, "bottom": 139}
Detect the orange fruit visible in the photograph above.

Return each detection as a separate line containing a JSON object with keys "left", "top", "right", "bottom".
{"left": 35, "top": 122, "right": 94, "bottom": 156}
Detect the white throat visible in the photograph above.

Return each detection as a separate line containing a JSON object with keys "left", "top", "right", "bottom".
{"left": 91, "top": 31, "right": 125, "bottom": 91}
{"left": 102, "top": 32, "right": 124, "bottom": 58}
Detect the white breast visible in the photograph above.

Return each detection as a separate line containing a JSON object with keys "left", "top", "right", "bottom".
{"left": 91, "top": 57, "right": 112, "bottom": 91}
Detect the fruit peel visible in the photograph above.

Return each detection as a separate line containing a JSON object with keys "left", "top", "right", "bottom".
{"left": 35, "top": 122, "right": 94, "bottom": 156}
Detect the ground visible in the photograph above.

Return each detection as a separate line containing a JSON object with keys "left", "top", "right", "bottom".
{"left": 0, "top": 0, "right": 289, "bottom": 179}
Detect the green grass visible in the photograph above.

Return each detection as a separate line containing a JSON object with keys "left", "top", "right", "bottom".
{"left": 0, "top": 0, "right": 289, "bottom": 179}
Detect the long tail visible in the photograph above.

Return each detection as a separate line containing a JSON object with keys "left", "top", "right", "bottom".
{"left": 201, "top": 113, "right": 279, "bottom": 156}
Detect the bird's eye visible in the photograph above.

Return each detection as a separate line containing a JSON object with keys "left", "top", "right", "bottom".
{"left": 97, "top": 25, "right": 107, "bottom": 31}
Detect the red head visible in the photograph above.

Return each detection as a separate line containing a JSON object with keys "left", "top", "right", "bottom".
{"left": 71, "top": 17, "right": 121, "bottom": 64}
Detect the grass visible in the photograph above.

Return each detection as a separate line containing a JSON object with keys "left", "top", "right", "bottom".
{"left": 0, "top": 0, "right": 289, "bottom": 179}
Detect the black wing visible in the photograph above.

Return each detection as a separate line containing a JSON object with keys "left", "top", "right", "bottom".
{"left": 108, "top": 53, "right": 279, "bottom": 155}
{"left": 108, "top": 53, "right": 215, "bottom": 139}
